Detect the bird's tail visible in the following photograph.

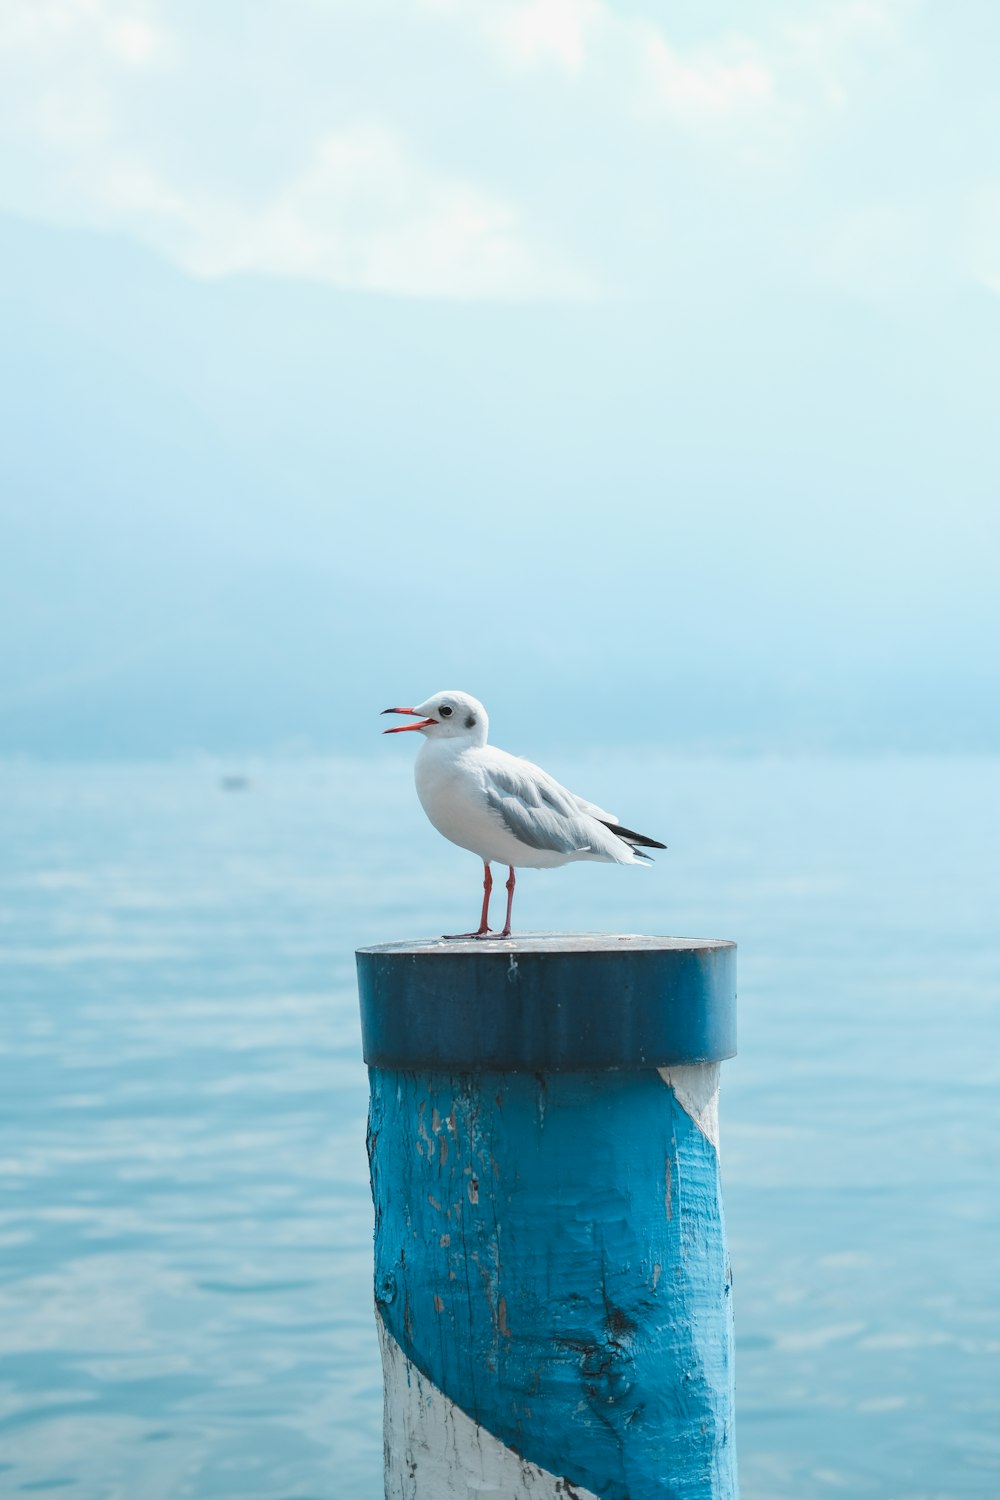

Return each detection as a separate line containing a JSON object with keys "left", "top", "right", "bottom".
{"left": 598, "top": 820, "right": 667, "bottom": 860}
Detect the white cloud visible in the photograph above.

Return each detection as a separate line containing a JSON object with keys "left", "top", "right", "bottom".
{"left": 438, "top": 0, "right": 777, "bottom": 126}
{"left": 0, "top": 1, "right": 173, "bottom": 159}
{"left": 639, "top": 31, "right": 773, "bottom": 123}
{"left": 0, "top": 0, "right": 989, "bottom": 305}
{"left": 497, "top": 0, "right": 597, "bottom": 75}
{"left": 93, "top": 124, "right": 596, "bottom": 300}
{"left": 0, "top": 1, "right": 594, "bottom": 299}
{"left": 105, "top": 16, "right": 172, "bottom": 67}
{"left": 782, "top": 0, "right": 904, "bottom": 109}
{"left": 0, "top": 0, "right": 173, "bottom": 69}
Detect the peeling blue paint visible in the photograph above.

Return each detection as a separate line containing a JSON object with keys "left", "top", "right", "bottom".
{"left": 368, "top": 1068, "right": 738, "bottom": 1500}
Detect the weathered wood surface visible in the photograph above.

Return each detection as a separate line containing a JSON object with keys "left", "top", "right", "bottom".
{"left": 378, "top": 1313, "right": 601, "bottom": 1500}
{"left": 359, "top": 938, "right": 738, "bottom": 1500}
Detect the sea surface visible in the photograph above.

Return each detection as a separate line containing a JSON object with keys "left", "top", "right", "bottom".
{"left": 1, "top": 751, "right": 998, "bottom": 1499}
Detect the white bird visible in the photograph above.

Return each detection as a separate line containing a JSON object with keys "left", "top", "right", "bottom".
{"left": 382, "top": 689, "right": 665, "bottom": 939}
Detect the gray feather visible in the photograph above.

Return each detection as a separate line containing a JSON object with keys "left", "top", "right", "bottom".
{"left": 484, "top": 783, "right": 592, "bottom": 853}
{"left": 493, "top": 759, "right": 603, "bottom": 810}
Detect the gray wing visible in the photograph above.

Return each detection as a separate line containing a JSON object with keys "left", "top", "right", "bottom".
{"left": 481, "top": 755, "right": 605, "bottom": 854}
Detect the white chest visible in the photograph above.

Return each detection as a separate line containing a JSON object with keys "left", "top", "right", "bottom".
{"left": 413, "top": 741, "right": 574, "bottom": 868}
{"left": 414, "top": 743, "right": 496, "bottom": 853}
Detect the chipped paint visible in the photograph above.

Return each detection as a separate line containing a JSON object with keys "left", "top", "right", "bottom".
{"left": 369, "top": 1067, "right": 738, "bottom": 1500}
{"left": 660, "top": 1063, "right": 721, "bottom": 1149}
{"left": 378, "top": 1312, "right": 602, "bottom": 1500}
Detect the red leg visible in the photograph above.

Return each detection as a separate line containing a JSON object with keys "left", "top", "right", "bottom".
{"left": 497, "top": 865, "right": 516, "bottom": 938}
{"left": 443, "top": 861, "right": 494, "bottom": 940}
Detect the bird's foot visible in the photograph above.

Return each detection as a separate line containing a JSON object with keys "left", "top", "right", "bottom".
{"left": 441, "top": 927, "right": 514, "bottom": 941}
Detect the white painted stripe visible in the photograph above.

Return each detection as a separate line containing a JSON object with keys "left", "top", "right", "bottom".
{"left": 377, "top": 1312, "right": 601, "bottom": 1500}
{"left": 658, "top": 1062, "right": 721, "bottom": 1150}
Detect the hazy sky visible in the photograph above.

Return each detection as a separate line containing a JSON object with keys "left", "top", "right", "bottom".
{"left": 4, "top": 0, "right": 1000, "bottom": 302}
{"left": 1, "top": 1, "right": 998, "bottom": 755}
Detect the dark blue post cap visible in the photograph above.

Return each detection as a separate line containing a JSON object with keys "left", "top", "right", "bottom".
{"left": 356, "top": 934, "right": 736, "bottom": 1072}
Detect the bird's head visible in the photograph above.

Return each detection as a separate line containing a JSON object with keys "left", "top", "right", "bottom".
{"left": 382, "top": 690, "right": 489, "bottom": 745}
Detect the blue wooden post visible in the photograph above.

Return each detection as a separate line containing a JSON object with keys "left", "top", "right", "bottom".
{"left": 356, "top": 935, "right": 738, "bottom": 1500}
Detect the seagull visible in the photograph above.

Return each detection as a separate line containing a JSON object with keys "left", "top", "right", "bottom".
{"left": 382, "top": 690, "right": 665, "bottom": 939}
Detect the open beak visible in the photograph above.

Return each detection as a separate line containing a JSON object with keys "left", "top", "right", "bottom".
{"left": 381, "top": 707, "right": 438, "bottom": 734}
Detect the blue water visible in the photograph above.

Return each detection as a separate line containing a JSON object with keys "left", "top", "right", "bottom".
{"left": 2, "top": 752, "right": 999, "bottom": 1499}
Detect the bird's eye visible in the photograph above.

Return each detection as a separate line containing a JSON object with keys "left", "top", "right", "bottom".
{"left": 439, "top": 705, "right": 453, "bottom": 718}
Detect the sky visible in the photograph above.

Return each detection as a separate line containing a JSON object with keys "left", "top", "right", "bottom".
{"left": 1, "top": 0, "right": 998, "bottom": 756}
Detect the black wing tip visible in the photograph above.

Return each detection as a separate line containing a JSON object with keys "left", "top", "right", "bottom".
{"left": 599, "top": 820, "right": 667, "bottom": 851}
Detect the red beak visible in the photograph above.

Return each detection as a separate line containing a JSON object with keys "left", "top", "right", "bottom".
{"left": 381, "top": 707, "right": 438, "bottom": 734}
